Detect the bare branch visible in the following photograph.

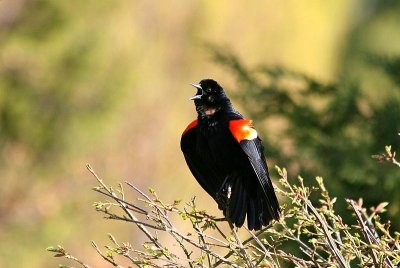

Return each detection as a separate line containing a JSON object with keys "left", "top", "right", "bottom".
{"left": 87, "top": 165, "right": 171, "bottom": 261}
{"left": 49, "top": 164, "right": 399, "bottom": 268}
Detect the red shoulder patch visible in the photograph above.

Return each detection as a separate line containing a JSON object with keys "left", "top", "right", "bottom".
{"left": 229, "top": 119, "right": 258, "bottom": 143}
{"left": 182, "top": 119, "right": 198, "bottom": 136}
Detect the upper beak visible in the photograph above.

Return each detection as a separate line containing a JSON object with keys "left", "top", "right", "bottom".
{"left": 190, "top": 83, "right": 203, "bottom": 100}
{"left": 191, "top": 83, "right": 202, "bottom": 90}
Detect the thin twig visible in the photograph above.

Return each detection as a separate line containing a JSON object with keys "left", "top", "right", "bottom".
{"left": 87, "top": 165, "right": 171, "bottom": 261}
{"left": 92, "top": 188, "right": 147, "bottom": 214}
{"left": 214, "top": 224, "right": 273, "bottom": 267}
{"left": 91, "top": 241, "right": 123, "bottom": 267}
{"left": 229, "top": 223, "right": 254, "bottom": 268}
{"left": 347, "top": 199, "right": 395, "bottom": 268}
{"left": 167, "top": 227, "right": 240, "bottom": 268}
{"left": 281, "top": 223, "right": 327, "bottom": 263}
{"left": 191, "top": 222, "right": 212, "bottom": 267}
{"left": 47, "top": 246, "right": 92, "bottom": 268}
{"left": 373, "top": 145, "right": 400, "bottom": 168}
{"left": 244, "top": 226, "right": 276, "bottom": 267}
{"left": 305, "top": 200, "right": 350, "bottom": 268}
{"left": 101, "top": 211, "right": 164, "bottom": 230}
{"left": 141, "top": 187, "right": 195, "bottom": 268}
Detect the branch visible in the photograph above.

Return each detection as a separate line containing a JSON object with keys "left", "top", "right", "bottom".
{"left": 86, "top": 165, "right": 171, "bottom": 261}
{"left": 46, "top": 245, "right": 91, "bottom": 268}
{"left": 372, "top": 145, "right": 400, "bottom": 168}
{"left": 305, "top": 199, "right": 350, "bottom": 268}
{"left": 347, "top": 199, "right": 395, "bottom": 268}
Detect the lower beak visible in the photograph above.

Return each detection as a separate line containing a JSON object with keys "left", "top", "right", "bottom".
{"left": 189, "top": 95, "right": 202, "bottom": 100}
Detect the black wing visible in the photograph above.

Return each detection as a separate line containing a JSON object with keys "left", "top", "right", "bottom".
{"left": 228, "top": 118, "right": 280, "bottom": 223}
{"left": 239, "top": 138, "right": 280, "bottom": 221}
{"left": 180, "top": 126, "right": 222, "bottom": 200}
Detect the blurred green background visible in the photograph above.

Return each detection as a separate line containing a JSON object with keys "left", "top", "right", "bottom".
{"left": 1, "top": 0, "right": 400, "bottom": 267}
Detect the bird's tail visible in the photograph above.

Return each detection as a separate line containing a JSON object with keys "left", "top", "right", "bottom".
{"left": 221, "top": 176, "right": 279, "bottom": 231}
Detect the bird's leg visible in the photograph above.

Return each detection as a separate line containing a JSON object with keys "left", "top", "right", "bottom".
{"left": 215, "top": 177, "right": 233, "bottom": 213}
{"left": 227, "top": 184, "right": 232, "bottom": 199}
{"left": 225, "top": 184, "right": 232, "bottom": 221}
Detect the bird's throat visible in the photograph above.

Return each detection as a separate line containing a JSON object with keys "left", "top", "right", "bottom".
{"left": 198, "top": 105, "right": 220, "bottom": 118}
{"left": 204, "top": 107, "right": 218, "bottom": 116}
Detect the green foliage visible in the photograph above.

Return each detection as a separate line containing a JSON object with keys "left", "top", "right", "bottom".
{"left": 0, "top": 1, "right": 128, "bottom": 164}
{"left": 0, "top": 2, "right": 135, "bottom": 264}
{"left": 48, "top": 161, "right": 400, "bottom": 267}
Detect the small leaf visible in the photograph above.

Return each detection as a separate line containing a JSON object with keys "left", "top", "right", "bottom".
{"left": 54, "top": 253, "right": 65, "bottom": 258}
{"left": 385, "top": 145, "right": 391, "bottom": 153}
{"left": 46, "top": 246, "right": 56, "bottom": 252}
{"left": 375, "top": 202, "right": 389, "bottom": 213}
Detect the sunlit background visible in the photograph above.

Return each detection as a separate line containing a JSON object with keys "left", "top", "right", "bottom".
{"left": 1, "top": 1, "right": 400, "bottom": 267}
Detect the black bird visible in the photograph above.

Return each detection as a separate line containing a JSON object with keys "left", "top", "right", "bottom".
{"left": 180, "top": 79, "right": 280, "bottom": 230}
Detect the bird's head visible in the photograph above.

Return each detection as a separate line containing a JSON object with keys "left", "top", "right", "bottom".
{"left": 190, "top": 79, "right": 230, "bottom": 117}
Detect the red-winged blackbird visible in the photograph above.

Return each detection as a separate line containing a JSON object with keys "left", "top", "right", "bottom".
{"left": 181, "top": 79, "right": 280, "bottom": 231}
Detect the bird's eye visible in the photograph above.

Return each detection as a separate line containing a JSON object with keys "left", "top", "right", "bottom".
{"left": 206, "top": 88, "right": 211, "bottom": 93}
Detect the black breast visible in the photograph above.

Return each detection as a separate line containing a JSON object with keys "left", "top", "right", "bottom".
{"left": 196, "top": 115, "right": 248, "bottom": 175}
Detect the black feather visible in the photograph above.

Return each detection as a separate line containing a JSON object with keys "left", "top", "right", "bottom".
{"left": 247, "top": 197, "right": 256, "bottom": 230}
{"left": 239, "top": 139, "right": 280, "bottom": 221}
{"left": 235, "top": 183, "right": 247, "bottom": 227}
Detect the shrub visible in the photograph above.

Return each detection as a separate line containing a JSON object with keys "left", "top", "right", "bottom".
{"left": 48, "top": 147, "right": 400, "bottom": 267}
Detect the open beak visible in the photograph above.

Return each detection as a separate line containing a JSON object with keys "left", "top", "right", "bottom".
{"left": 190, "top": 83, "right": 203, "bottom": 100}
